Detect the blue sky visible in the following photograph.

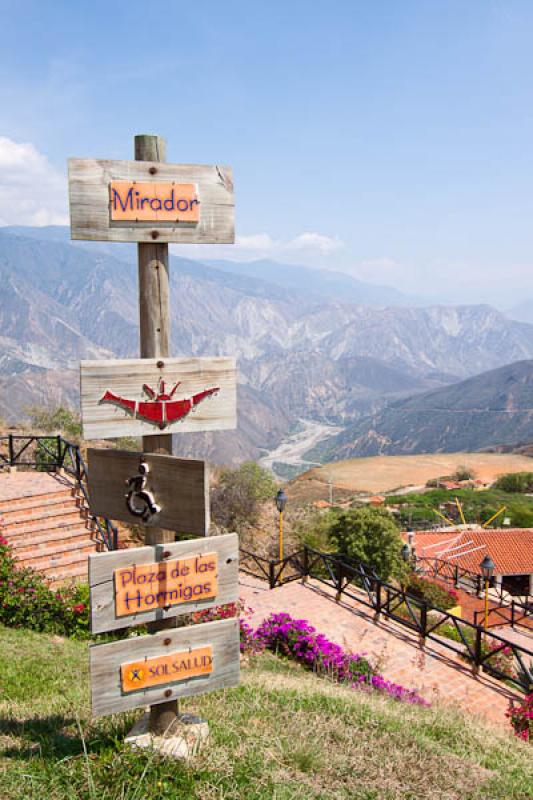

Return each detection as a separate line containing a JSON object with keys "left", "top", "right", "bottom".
{"left": 1, "top": 0, "right": 533, "bottom": 306}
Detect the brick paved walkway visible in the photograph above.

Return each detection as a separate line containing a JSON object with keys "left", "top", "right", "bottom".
{"left": 239, "top": 574, "right": 522, "bottom": 728}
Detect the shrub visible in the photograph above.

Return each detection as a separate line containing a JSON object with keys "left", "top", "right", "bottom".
{"left": 191, "top": 600, "right": 263, "bottom": 656}
{"left": 453, "top": 465, "right": 476, "bottom": 481}
{"left": 0, "top": 531, "right": 90, "bottom": 639}
{"left": 507, "top": 694, "right": 533, "bottom": 742}
{"left": 26, "top": 405, "right": 82, "bottom": 441}
{"left": 327, "top": 507, "right": 405, "bottom": 581}
{"left": 211, "top": 461, "right": 277, "bottom": 530}
{"left": 405, "top": 574, "right": 459, "bottom": 610}
{"left": 292, "top": 508, "right": 338, "bottom": 552}
{"left": 255, "top": 612, "right": 428, "bottom": 705}
{"left": 494, "top": 472, "right": 533, "bottom": 493}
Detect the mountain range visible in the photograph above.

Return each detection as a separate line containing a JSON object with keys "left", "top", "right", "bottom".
{"left": 1, "top": 226, "right": 533, "bottom": 464}
{"left": 315, "top": 359, "right": 533, "bottom": 461}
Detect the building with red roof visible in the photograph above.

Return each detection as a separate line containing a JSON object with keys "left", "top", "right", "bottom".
{"left": 406, "top": 528, "right": 533, "bottom": 596}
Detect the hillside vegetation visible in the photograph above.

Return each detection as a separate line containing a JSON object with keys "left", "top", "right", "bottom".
{"left": 0, "top": 626, "right": 532, "bottom": 800}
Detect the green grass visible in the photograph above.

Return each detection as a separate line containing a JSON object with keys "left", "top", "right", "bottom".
{"left": 1, "top": 625, "right": 532, "bottom": 800}
{"left": 385, "top": 487, "right": 533, "bottom": 527}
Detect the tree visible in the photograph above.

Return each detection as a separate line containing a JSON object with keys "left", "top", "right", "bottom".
{"left": 327, "top": 507, "right": 404, "bottom": 581}
{"left": 211, "top": 461, "right": 277, "bottom": 530}
{"left": 453, "top": 465, "right": 476, "bottom": 481}
{"left": 26, "top": 405, "right": 81, "bottom": 441}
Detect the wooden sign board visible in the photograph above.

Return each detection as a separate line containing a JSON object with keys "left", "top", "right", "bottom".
{"left": 90, "top": 617, "right": 239, "bottom": 716}
{"left": 80, "top": 356, "right": 236, "bottom": 440}
{"left": 89, "top": 533, "right": 238, "bottom": 634}
{"left": 87, "top": 449, "right": 209, "bottom": 535}
{"left": 68, "top": 158, "right": 234, "bottom": 243}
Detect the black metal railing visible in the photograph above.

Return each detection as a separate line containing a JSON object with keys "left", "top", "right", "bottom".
{"left": 473, "top": 598, "right": 533, "bottom": 631}
{"left": 0, "top": 434, "right": 118, "bottom": 551}
{"left": 238, "top": 544, "right": 533, "bottom": 693}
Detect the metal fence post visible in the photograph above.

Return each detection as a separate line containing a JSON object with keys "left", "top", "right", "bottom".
{"left": 374, "top": 579, "right": 382, "bottom": 621}
{"left": 419, "top": 602, "right": 428, "bottom": 648}
{"left": 473, "top": 626, "right": 483, "bottom": 676}
{"left": 8, "top": 434, "right": 14, "bottom": 467}
{"left": 75, "top": 447, "right": 81, "bottom": 483}
{"left": 302, "top": 546, "right": 309, "bottom": 584}
{"left": 269, "top": 561, "right": 276, "bottom": 590}
{"left": 454, "top": 564, "right": 459, "bottom": 588}
{"left": 335, "top": 559, "right": 343, "bottom": 602}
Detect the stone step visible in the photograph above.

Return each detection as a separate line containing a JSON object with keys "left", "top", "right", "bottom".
{"left": 10, "top": 527, "right": 96, "bottom": 557}
{"left": 2, "top": 504, "right": 87, "bottom": 529}
{"left": 48, "top": 562, "right": 89, "bottom": 587}
{"left": 0, "top": 487, "right": 77, "bottom": 512}
{"left": 17, "top": 544, "right": 95, "bottom": 574}
{"left": 3, "top": 513, "right": 89, "bottom": 538}
{"left": 0, "top": 495, "right": 82, "bottom": 522}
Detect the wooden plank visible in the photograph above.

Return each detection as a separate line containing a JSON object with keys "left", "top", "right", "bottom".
{"left": 68, "top": 158, "right": 234, "bottom": 243}
{"left": 80, "top": 356, "right": 236, "bottom": 440}
{"left": 89, "top": 617, "right": 240, "bottom": 717}
{"left": 87, "top": 449, "right": 210, "bottom": 535}
{"left": 89, "top": 533, "right": 238, "bottom": 634}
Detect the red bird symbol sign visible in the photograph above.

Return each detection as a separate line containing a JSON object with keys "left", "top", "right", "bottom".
{"left": 99, "top": 378, "right": 219, "bottom": 430}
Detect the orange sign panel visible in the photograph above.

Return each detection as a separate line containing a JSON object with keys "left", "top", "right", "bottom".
{"left": 109, "top": 180, "right": 200, "bottom": 223}
{"left": 121, "top": 646, "right": 213, "bottom": 693}
{"left": 114, "top": 553, "right": 218, "bottom": 617}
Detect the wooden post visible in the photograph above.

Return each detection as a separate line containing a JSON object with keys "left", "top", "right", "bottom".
{"left": 135, "top": 133, "right": 178, "bottom": 735}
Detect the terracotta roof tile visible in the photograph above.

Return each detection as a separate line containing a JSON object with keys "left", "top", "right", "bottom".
{"left": 406, "top": 529, "right": 533, "bottom": 576}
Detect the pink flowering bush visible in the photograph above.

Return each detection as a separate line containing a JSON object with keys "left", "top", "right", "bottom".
{"left": 255, "top": 612, "right": 428, "bottom": 706}
{"left": 192, "top": 599, "right": 264, "bottom": 656}
{"left": 507, "top": 694, "right": 533, "bottom": 742}
{"left": 0, "top": 530, "right": 90, "bottom": 639}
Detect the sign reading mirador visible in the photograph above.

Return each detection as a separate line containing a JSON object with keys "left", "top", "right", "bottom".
{"left": 109, "top": 181, "right": 200, "bottom": 224}
{"left": 68, "top": 158, "right": 234, "bottom": 243}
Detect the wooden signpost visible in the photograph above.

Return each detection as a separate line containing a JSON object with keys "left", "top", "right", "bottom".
{"left": 69, "top": 133, "right": 239, "bottom": 745}
{"left": 89, "top": 533, "right": 238, "bottom": 634}
{"left": 87, "top": 449, "right": 210, "bottom": 535}
{"left": 80, "top": 357, "right": 237, "bottom": 440}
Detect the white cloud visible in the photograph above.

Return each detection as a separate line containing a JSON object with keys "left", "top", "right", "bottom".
{"left": 0, "top": 137, "right": 68, "bottom": 226}
{"left": 284, "top": 232, "right": 344, "bottom": 255}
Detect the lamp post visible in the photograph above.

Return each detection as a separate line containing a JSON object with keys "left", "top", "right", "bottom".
{"left": 480, "top": 554, "right": 495, "bottom": 632}
{"left": 275, "top": 488, "right": 287, "bottom": 562}
{"left": 401, "top": 543, "right": 411, "bottom": 564}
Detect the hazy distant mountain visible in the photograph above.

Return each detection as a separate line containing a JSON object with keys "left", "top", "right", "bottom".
{"left": 1, "top": 227, "right": 533, "bottom": 463}
{"left": 318, "top": 360, "right": 533, "bottom": 460}
{"left": 206, "top": 258, "right": 414, "bottom": 307}
{"left": 507, "top": 301, "right": 533, "bottom": 325}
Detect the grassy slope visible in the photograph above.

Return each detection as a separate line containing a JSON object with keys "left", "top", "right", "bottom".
{"left": 0, "top": 626, "right": 532, "bottom": 800}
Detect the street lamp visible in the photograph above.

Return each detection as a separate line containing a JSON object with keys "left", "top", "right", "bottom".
{"left": 480, "top": 553, "right": 495, "bottom": 632}
{"left": 275, "top": 488, "right": 287, "bottom": 562}
{"left": 401, "top": 543, "right": 411, "bottom": 563}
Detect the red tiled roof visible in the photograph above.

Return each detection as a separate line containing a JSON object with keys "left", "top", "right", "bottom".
{"left": 405, "top": 528, "right": 533, "bottom": 576}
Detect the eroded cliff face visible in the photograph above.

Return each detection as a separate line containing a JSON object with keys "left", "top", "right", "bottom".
{"left": 1, "top": 228, "right": 533, "bottom": 464}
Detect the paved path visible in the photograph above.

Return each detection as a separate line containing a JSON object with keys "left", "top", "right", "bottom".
{"left": 0, "top": 471, "right": 66, "bottom": 502}
{"left": 239, "top": 574, "right": 522, "bottom": 728}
